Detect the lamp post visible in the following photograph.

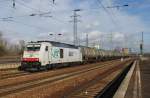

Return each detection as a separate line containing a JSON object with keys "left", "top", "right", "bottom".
{"left": 49, "top": 33, "right": 62, "bottom": 42}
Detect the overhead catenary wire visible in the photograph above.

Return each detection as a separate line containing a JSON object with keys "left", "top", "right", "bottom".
{"left": 0, "top": 0, "right": 129, "bottom": 22}
{"left": 0, "top": 10, "right": 52, "bottom": 20}
{"left": 0, "top": 0, "right": 131, "bottom": 29}
{"left": 0, "top": 18, "right": 50, "bottom": 31}
{"left": 19, "top": 0, "right": 55, "bottom": 12}
{"left": 15, "top": 0, "right": 40, "bottom": 12}
{"left": 14, "top": 0, "right": 52, "bottom": 14}
{"left": 96, "top": 0, "right": 118, "bottom": 27}
{"left": 0, "top": 13, "right": 70, "bottom": 25}
{"left": 51, "top": 17, "right": 70, "bottom": 24}
{"left": 0, "top": 14, "right": 70, "bottom": 31}
{"left": 106, "top": 0, "right": 128, "bottom": 30}
{"left": 1, "top": 0, "right": 52, "bottom": 18}
{"left": 0, "top": 0, "right": 130, "bottom": 32}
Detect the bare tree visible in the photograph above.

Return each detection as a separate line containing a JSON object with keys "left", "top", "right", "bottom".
{"left": 19, "top": 40, "right": 25, "bottom": 55}
{"left": 0, "top": 32, "right": 6, "bottom": 56}
{"left": 0, "top": 31, "right": 25, "bottom": 56}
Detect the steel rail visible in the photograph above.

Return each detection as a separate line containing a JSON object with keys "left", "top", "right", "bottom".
{"left": 0, "top": 60, "right": 128, "bottom": 97}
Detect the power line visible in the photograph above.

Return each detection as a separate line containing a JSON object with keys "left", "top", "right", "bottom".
{"left": 19, "top": 0, "right": 55, "bottom": 12}
{"left": 96, "top": 0, "right": 118, "bottom": 26}
{"left": 15, "top": 0, "right": 50, "bottom": 13}
{"left": 0, "top": 18, "right": 50, "bottom": 31}
{"left": 48, "top": 4, "right": 128, "bottom": 13}
{"left": 0, "top": 13, "right": 71, "bottom": 31}
{"left": 0, "top": 13, "right": 69, "bottom": 25}
{"left": 0, "top": 0, "right": 129, "bottom": 20}
{"left": 10, "top": 0, "right": 53, "bottom": 17}
{"left": 0, "top": 14, "right": 70, "bottom": 31}
{"left": 0, "top": 11, "right": 52, "bottom": 20}
{"left": 15, "top": 0, "right": 40, "bottom": 12}
{"left": 51, "top": 17, "right": 69, "bottom": 24}
{"left": 0, "top": 0, "right": 130, "bottom": 35}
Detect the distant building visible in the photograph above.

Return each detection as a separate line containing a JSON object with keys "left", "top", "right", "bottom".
{"left": 122, "top": 48, "right": 129, "bottom": 55}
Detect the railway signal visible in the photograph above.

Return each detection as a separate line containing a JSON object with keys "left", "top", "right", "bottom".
{"left": 140, "top": 32, "right": 144, "bottom": 55}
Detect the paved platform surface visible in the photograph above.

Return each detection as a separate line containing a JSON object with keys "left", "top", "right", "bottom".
{"left": 125, "top": 57, "right": 150, "bottom": 98}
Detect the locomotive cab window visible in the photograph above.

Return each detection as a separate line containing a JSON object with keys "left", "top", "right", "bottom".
{"left": 26, "top": 44, "right": 41, "bottom": 51}
{"left": 45, "top": 46, "right": 48, "bottom": 51}
{"left": 60, "top": 49, "right": 63, "bottom": 58}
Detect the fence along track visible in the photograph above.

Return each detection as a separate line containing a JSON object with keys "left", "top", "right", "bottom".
{"left": 0, "top": 60, "right": 126, "bottom": 97}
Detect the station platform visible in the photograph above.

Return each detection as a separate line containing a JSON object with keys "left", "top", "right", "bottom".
{"left": 115, "top": 57, "right": 150, "bottom": 98}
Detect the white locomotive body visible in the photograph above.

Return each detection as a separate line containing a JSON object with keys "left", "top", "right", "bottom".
{"left": 20, "top": 41, "right": 127, "bottom": 70}
{"left": 20, "top": 41, "right": 82, "bottom": 70}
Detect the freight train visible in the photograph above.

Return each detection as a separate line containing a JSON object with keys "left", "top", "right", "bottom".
{"left": 19, "top": 41, "right": 128, "bottom": 70}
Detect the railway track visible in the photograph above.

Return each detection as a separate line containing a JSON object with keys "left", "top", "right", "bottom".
{"left": 0, "top": 71, "right": 29, "bottom": 79}
{"left": 65, "top": 70, "right": 122, "bottom": 98}
{"left": 0, "top": 59, "right": 131, "bottom": 98}
{"left": 0, "top": 59, "right": 122, "bottom": 87}
{"left": 0, "top": 69, "right": 18, "bottom": 76}
{"left": 65, "top": 61, "right": 133, "bottom": 98}
{"left": 0, "top": 68, "right": 29, "bottom": 79}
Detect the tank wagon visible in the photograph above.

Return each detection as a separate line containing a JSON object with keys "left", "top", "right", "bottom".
{"left": 19, "top": 41, "right": 127, "bottom": 70}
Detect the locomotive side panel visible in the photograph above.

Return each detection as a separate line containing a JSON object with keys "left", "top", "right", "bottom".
{"left": 50, "top": 47, "right": 82, "bottom": 64}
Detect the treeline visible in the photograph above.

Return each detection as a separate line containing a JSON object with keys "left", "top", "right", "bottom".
{"left": 0, "top": 32, "right": 25, "bottom": 56}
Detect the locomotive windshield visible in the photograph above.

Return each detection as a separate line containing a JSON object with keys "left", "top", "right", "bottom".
{"left": 25, "top": 44, "right": 41, "bottom": 51}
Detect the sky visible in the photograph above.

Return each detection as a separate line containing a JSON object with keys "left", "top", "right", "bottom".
{"left": 0, "top": 0, "right": 150, "bottom": 53}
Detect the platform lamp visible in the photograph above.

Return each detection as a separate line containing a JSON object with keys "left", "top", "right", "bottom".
{"left": 49, "top": 33, "right": 62, "bottom": 42}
